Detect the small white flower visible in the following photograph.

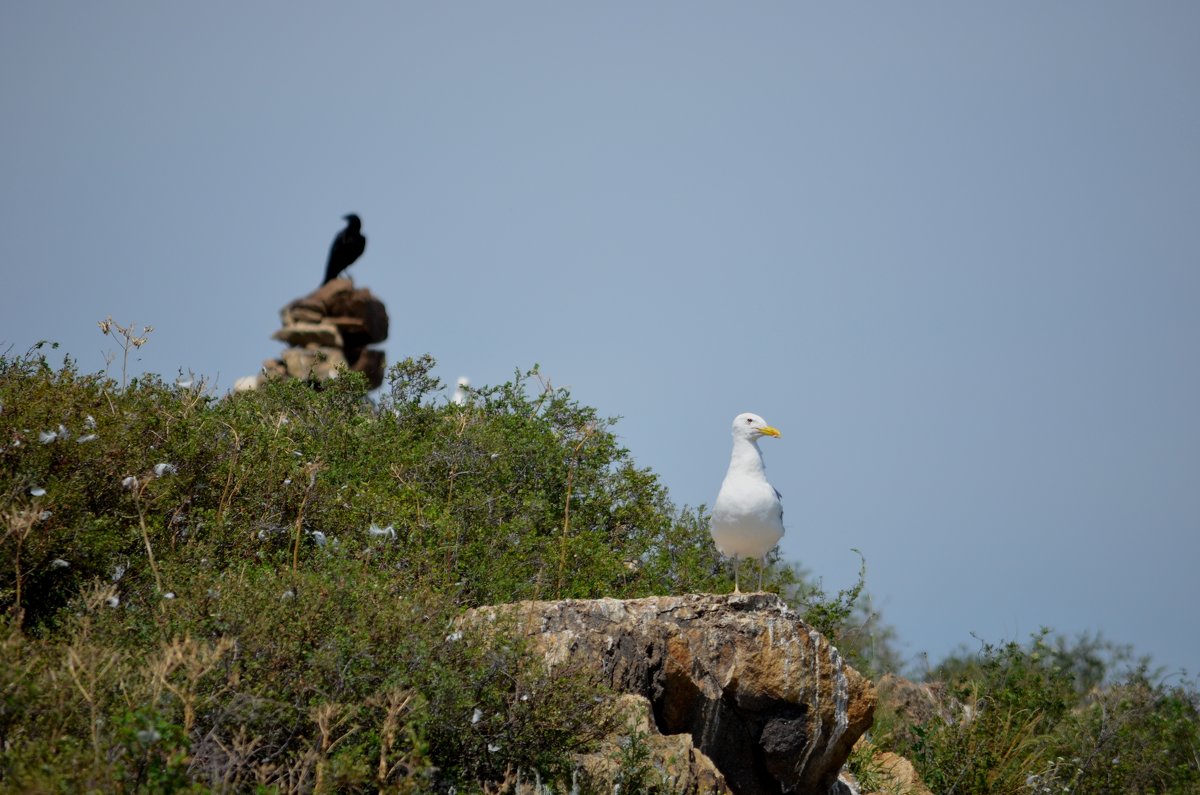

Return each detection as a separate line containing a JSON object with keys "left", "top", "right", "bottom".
{"left": 445, "top": 631, "right": 463, "bottom": 643}
{"left": 163, "top": 592, "right": 176, "bottom": 600}
{"left": 106, "top": 595, "right": 120, "bottom": 608}
{"left": 112, "top": 563, "right": 126, "bottom": 582}
{"left": 520, "top": 693, "right": 529, "bottom": 702}
{"left": 29, "top": 486, "right": 46, "bottom": 497}
{"left": 84, "top": 415, "right": 96, "bottom": 429}
{"left": 57, "top": 424, "right": 69, "bottom": 440}
{"left": 39, "top": 510, "right": 52, "bottom": 521}
{"left": 121, "top": 476, "right": 138, "bottom": 489}
{"left": 39, "top": 430, "right": 57, "bottom": 444}
{"left": 50, "top": 558, "right": 70, "bottom": 569}
{"left": 153, "top": 462, "right": 177, "bottom": 477}
{"left": 281, "top": 589, "right": 295, "bottom": 601}
{"left": 471, "top": 708, "right": 482, "bottom": 725}
{"left": 136, "top": 727, "right": 160, "bottom": 744}
{"left": 368, "top": 524, "right": 397, "bottom": 540}
{"left": 77, "top": 434, "right": 98, "bottom": 443}
{"left": 487, "top": 743, "right": 500, "bottom": 753}
{"left": 311, "top": 530, "right": 327, "bottom": 547}
{"left": 11, "top": 439, "right": 21, "bottom": 448}
{"left": 283, "top": 478, "right": 292, "bottom": 486}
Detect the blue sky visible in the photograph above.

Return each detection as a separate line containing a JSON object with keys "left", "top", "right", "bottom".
{"left": 3, "top": 3, "right": 1198, "bottom": 676}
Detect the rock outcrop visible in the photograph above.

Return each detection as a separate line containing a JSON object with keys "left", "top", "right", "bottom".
{"left": 865, "top": 751, "right": 933, "bottom": 795}
{"left": 874, "top": 673, "right": 947, "bottom": 748}
{"left": 469, "top": 593, "right": 876, "bottom": 795}
{"left": 243, "top": 278, "right": 388, "bottom": 390}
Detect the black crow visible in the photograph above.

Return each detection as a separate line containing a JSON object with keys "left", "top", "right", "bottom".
{"left": 323, "top": 214, "right": 366, "bottom": 284}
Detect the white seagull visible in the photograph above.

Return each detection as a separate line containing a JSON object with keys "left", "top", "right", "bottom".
{"left": 711, "top": 412, "right": 784, "bottom": 592}
{"left": 452, "top": 377, "right": 470, "bottom": 406}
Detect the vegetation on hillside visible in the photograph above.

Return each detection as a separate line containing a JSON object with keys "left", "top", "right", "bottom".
{"left": 859, "top": 633, "right": 1199, "bottom": 794}
{"left": 1, "top": 336, "right": 1196, "bottom": 793}
{"left": 0, "top": 337, "right": 748, "bottom": 791}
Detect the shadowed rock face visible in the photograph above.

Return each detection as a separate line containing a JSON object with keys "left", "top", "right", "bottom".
{"left": 577, "top": 694, "right": 730, "bottom": 794}
{"left": 470, "top": 593, "right": 875, "bottom": 794}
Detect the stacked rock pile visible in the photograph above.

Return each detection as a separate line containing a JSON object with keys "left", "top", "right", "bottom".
{"left": 247, "top": 278, "right": 388, "bottom": 390}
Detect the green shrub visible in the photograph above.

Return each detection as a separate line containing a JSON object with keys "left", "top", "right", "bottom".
{"left": 0, "top": 344, "right": 745, "bottom": 791}
{"left": 0, "top": 557, "right": 613, "bottom": 792}
{"left": 1043, "top": 668, "right": 1200, "bottom": 795}
{"left": 884, "top": 632, "right": 1200, "bottom": 795}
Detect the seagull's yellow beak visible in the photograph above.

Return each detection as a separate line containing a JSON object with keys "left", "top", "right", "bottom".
{"left": 759, "top": 425, "right": 781, "bottom": 438}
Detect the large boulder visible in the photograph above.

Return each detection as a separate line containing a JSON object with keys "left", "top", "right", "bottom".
{"left": 469, "top": 593, "right": 876, "bottom": 795}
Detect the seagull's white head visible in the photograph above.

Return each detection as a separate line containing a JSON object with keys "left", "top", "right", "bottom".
{"left": 731, "top": 412, "right": 781, "bottom": 440}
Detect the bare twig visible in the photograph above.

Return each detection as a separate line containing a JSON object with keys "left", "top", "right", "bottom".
{"left": 2, "top": 508, "right": 38, "bottom": 615}
{"left": 129, "top": 479, "right": 163, "bottom": 593}
{"left": 97, "top": 316, "right": 154, "bottom": 389}
{"left": 556, "top": 425, "right": 595, "bottom": 598}
{"left": 291, "top": 460, "right": 322, "bottom": 574}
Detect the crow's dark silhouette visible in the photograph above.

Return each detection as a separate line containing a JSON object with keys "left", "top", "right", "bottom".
{"left": 323, "top": 214, "right": 366, "bottom": 284}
